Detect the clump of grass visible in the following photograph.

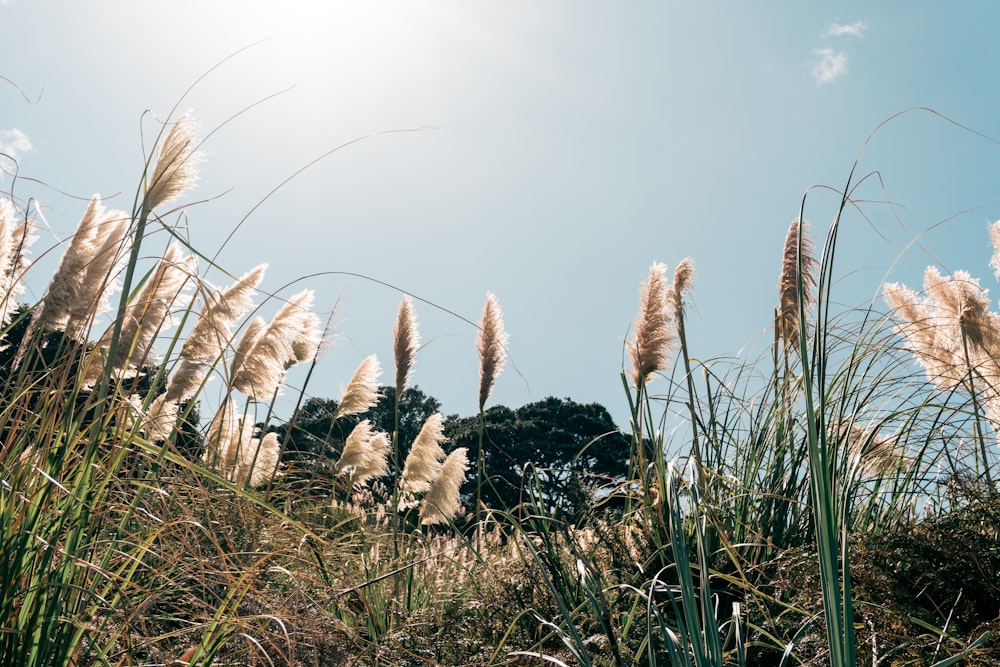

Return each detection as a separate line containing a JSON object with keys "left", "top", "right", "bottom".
{"left": 3, "top": 100, "right": 1000, "bottom": 667}
{"left": 0, "top": 109, "right": 482, "bottom": 665}
{"left": 495, "top": 156, "right": 1000, "bottom": 665}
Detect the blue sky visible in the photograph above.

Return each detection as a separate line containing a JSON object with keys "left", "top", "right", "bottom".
{"left": 2, "top": 2, "right": 1000, "bottom": 427}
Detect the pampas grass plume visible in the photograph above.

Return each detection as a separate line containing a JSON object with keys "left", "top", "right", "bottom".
{"left": 182, "top": 263, "right": 268, "bottom": 364}
{"left": 671, "top": 257, "right": 694, "bottom": 319}
{"left": 290, "top": 311, "right": 323, "bottom": 368}
{"left": 844, "top": 423, "right": 911, "bottom": 479}
{"left": 144, "top": 114, "right": 201, "bottom": 213}
{"left": 34, "top": 196, "right": 131, "bottom": 339}
{"left": 884, "top": 281, "right": 957, "bottom": 387}
{"left": 36, "top": 195, "right": 107, "bottom": 332}
{"left": 393, "top": 295, "right": 419, "bottom": 397}
{"left": 230, "top": 316, "right": 267, "bottom": 383}
{"left": 66, "top": 211, "right": 131, "bottom": 340}
{"left": 143, "top": 393, "right": 179, "bottom": 443}
{"left": 923, "top": 267, "right": 999, "bottom": 353}
{"left": 0, "top": 198, "right": 36, "bottom": 329}
{"left": 777, "top": 218, "right": 816, "bottom": 350}
{"left": 886, "top": 263, "right": 1000, "bottom": 391}
{"left": 204, "top": 399, "right": 255, "bottom": 481}
{"left": 165, "top": 263, "right": 267, "bottom": 402}
{"left": 335, "top": 354, "right": 381, "bottom": 419}
{"left": 628, "top": 262, "right": 674, "bottom": 387}
{"left": 241, "top": 432, "right": 282, "bottom": 487}
{"left": 205, "top": 398, "right": 239, "bottom": 471}
{"left": 94, "top": 244, "right": 195, "bottom": 375}
{"left": 338, "top": 420, "right": 390, "bottom": 486}
{"left": 989, "top": 220, "right": 1000, "bottom": 280}
{"left": 232, "top": 289, "right": 316, "bottom": 400}
{"left": 400, "top": 412, "right": 447, "bottom": 502}
{"left": 0, "top": 200, "right": 16, "bottom": 302}
{"left": 420, "top": 447, "right": 469, "bottom": 526}
{"left": 476, "top": 292, "right": 508, "bottom": 413}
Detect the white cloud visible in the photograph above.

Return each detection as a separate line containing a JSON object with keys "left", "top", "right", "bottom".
{"left": 826, "top": 20, "right": 868, "bottom": 38}
{"left": 0, "top": 128, "right": 31, "bottom": 160}
{"left": 812, "top": 49, "right": 848, "bottom": 84}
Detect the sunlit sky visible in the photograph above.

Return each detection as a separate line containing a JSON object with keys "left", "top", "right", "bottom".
{"left": 2, "top": 2, "right": 1000, "bottom": 427}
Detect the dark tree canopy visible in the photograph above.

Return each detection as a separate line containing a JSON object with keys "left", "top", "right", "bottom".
{"left": 278, "top": 385, "right": 443, "bottom": 470}
{"left": 276, "top": 388, "right": 628, "bottom": 521}
{"left": 444, "top": 396, "right": 629, "bottom": 519}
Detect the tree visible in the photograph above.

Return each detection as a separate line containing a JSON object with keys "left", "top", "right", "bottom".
{"left": 444, "top": 397, "right": 629, "bottom": 520}
{"left": 278, "top": 385, "right": 443, "bottom": 470}
{"left": 276, "top": 390, "right": 628, "bottom": 522}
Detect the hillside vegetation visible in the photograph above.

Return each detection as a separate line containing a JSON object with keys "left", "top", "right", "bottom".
{"left": 0, "top": 113, "right": 998, "bottom": 666}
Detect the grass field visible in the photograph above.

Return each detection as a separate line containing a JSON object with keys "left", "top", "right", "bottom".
{"left": 0, "top": 112, "right": 998, "bottom": 666}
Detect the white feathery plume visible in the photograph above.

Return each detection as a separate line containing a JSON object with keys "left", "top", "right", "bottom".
{"left": 884, "top": 282, "right": 952, "bottom": 385}
{"left": 476, "top": 293, "right": 508, "bottom": 412}
{"left": 886, "top": 267, "right": 1000, "bottom": 391}
{"left": 143, "top": 393, "right": 179, "bottom": 443}
{"left": 227, "top": 418, "right": 257, "bottom": 482}
{"left": 337, "top": 420, "right": 373, "bottom": 471}
{"left": 400, "top": 412, "right": 447, "bottom": 504}
{"left": 843, "top": 422, "right": 911, "bottom": 480}
{"left": 419, "top": 447, "right": 469, "bottom": 526}
{"left": 923, "top": 267, "right": 1000, "bottom": 355}
{"left": 165, "top": 263, "right": 267, "bottom": 402}
{"left": 394, "top": 295, "right": 420, "bottom": 398}
{"left": 289, "top": 311, "right": 323, "bottom": 368}
{"left": 989, "top": 220, "right": 1000, "bottom": 280}
{"left": 232, "top": 289, "right": 315, "bottom": 400}
{"left": 355, "top": 432, "right": 391, "bottom": 486}
{"left": 181, "top": 264, "right": 268, "bottom": 363}
{"left": 239, "top": 432, "right": 282, "bottom": 487}
{"left": 204, "top": 398, "right": 255, "bottom": 481}
{"left": 884, "top": 258, "right": 1000, "bottom": 488}
{"left": 0, "top": 198, "right": 36, "bottom": 329}
{"left": 628, "top": 262, "right": 675, "bottom": 388}
{"left": 32, "top": 196, "right": 105, "bottom": 334}
{"left": 230, "top": 316, "right": 267, "bottom": 382}
{"left": 88, "top": 244, "right": 195, "bottom": 383}
{"left": 143, "top": 114, "right": 201, "bottom": 214}
{"left": 335, "top": 354, "right": 381, "bottom": 419}
{"left": 33, "top": 196, "right": 131, "bottom": 340}
{"left": 205, "top": 397, "right": 239, "bottom": 471}
{"left": 114, "top": 244, "right": 195, "bottom": 363}
{"left": 337, "top": 420, "right": 391, "bottom": 486}
{"left": 671, "top": 257, "right": 695, "bottom": 321}
{"left": 64, "top": 210, "right": 131, "bottom": 341}
{"left": 32, "top": 195, "right": 104, "bottom": 334}
{"left": 0, "top": 200, "right": 15, "bottom": 298}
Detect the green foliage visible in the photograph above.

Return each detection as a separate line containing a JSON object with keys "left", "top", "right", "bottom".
{"left": 445, "top": 397, "right": 630, "bottom": 520}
